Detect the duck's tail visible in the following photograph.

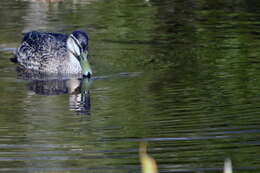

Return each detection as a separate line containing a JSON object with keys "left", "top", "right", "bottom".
{"left": 10, "top": 56, "right": 18, "bottom": 63}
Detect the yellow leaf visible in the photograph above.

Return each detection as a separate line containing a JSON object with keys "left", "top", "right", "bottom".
{"left": 139, "top": 142, "right": 158, "bottom": 173}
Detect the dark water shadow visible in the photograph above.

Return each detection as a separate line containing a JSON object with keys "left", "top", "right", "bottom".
{"left": 16, "top": 68, "right": 92, "bottom": 115}
{"left": 16, "top": 67, "right": 141, "bottom": 116}
{"left": 29, "top": 78, "right": 92, "bottom": 115}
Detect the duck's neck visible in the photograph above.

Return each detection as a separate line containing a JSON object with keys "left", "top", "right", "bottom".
{"left": 68, "top": 52, "right": 79, "bottom": 64}
{"left": 65, "top": 52, "right": 82, "bottom": 74}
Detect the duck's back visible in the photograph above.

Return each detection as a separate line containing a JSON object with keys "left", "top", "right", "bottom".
{"left": 15, "top": 31, "right": 69, "bottom": 73}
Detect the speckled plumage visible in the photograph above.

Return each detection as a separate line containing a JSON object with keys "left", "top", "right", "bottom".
{"left": 14, "top": 31, "right": 83, "bottom": 74}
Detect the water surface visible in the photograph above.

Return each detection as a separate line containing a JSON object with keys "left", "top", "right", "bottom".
{"left": 0, "top": 0, "right": 260, "bottom": 172}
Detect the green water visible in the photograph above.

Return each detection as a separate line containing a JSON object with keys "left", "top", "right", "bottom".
{"left": 0, "top": 0, "right": 260, "bottom": 172}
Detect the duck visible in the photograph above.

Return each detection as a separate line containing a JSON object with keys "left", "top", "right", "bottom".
{"left": 12, "top": 30, "right": 92, "bottom": 78}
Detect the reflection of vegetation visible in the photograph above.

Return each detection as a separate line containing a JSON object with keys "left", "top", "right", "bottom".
{"left": 0, "top": 0, "right": 28, "bottom": 43}
{"left": 0, "top": 0, "right": 260, "bottom": 172}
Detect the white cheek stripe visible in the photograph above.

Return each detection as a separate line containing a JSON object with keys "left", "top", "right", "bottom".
{"left": 71, "top": 35, "right": 83, "bottom": 54}
{"left": 67, "top": 38, "right": 80, "bottom": 56}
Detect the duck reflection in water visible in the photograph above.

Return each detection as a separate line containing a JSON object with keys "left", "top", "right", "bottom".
{"left": 18, "top": 72, "right": 92, "bottom": 115}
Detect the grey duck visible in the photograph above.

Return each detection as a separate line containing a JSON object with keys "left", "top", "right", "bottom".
{"left": 12, "top": 30, "right": 92, "bottom": 78}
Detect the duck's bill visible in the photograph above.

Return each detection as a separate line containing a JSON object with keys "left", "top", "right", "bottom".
{"left": 80, "top": 57, "right": 92, "bottom": 78}
{"left": 80, "top": 52, "right": 92, "bottom": 78}
{"left": 78, "top": 51, "right": 92, "bottom": 78}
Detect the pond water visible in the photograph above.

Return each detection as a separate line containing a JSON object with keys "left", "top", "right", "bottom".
{"left": 0, "top": 0, "right": 260, "bottom": 172}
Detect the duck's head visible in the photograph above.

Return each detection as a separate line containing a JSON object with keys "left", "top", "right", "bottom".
{"left": 67, "top": 30, "right": 92, "bottom": 78}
